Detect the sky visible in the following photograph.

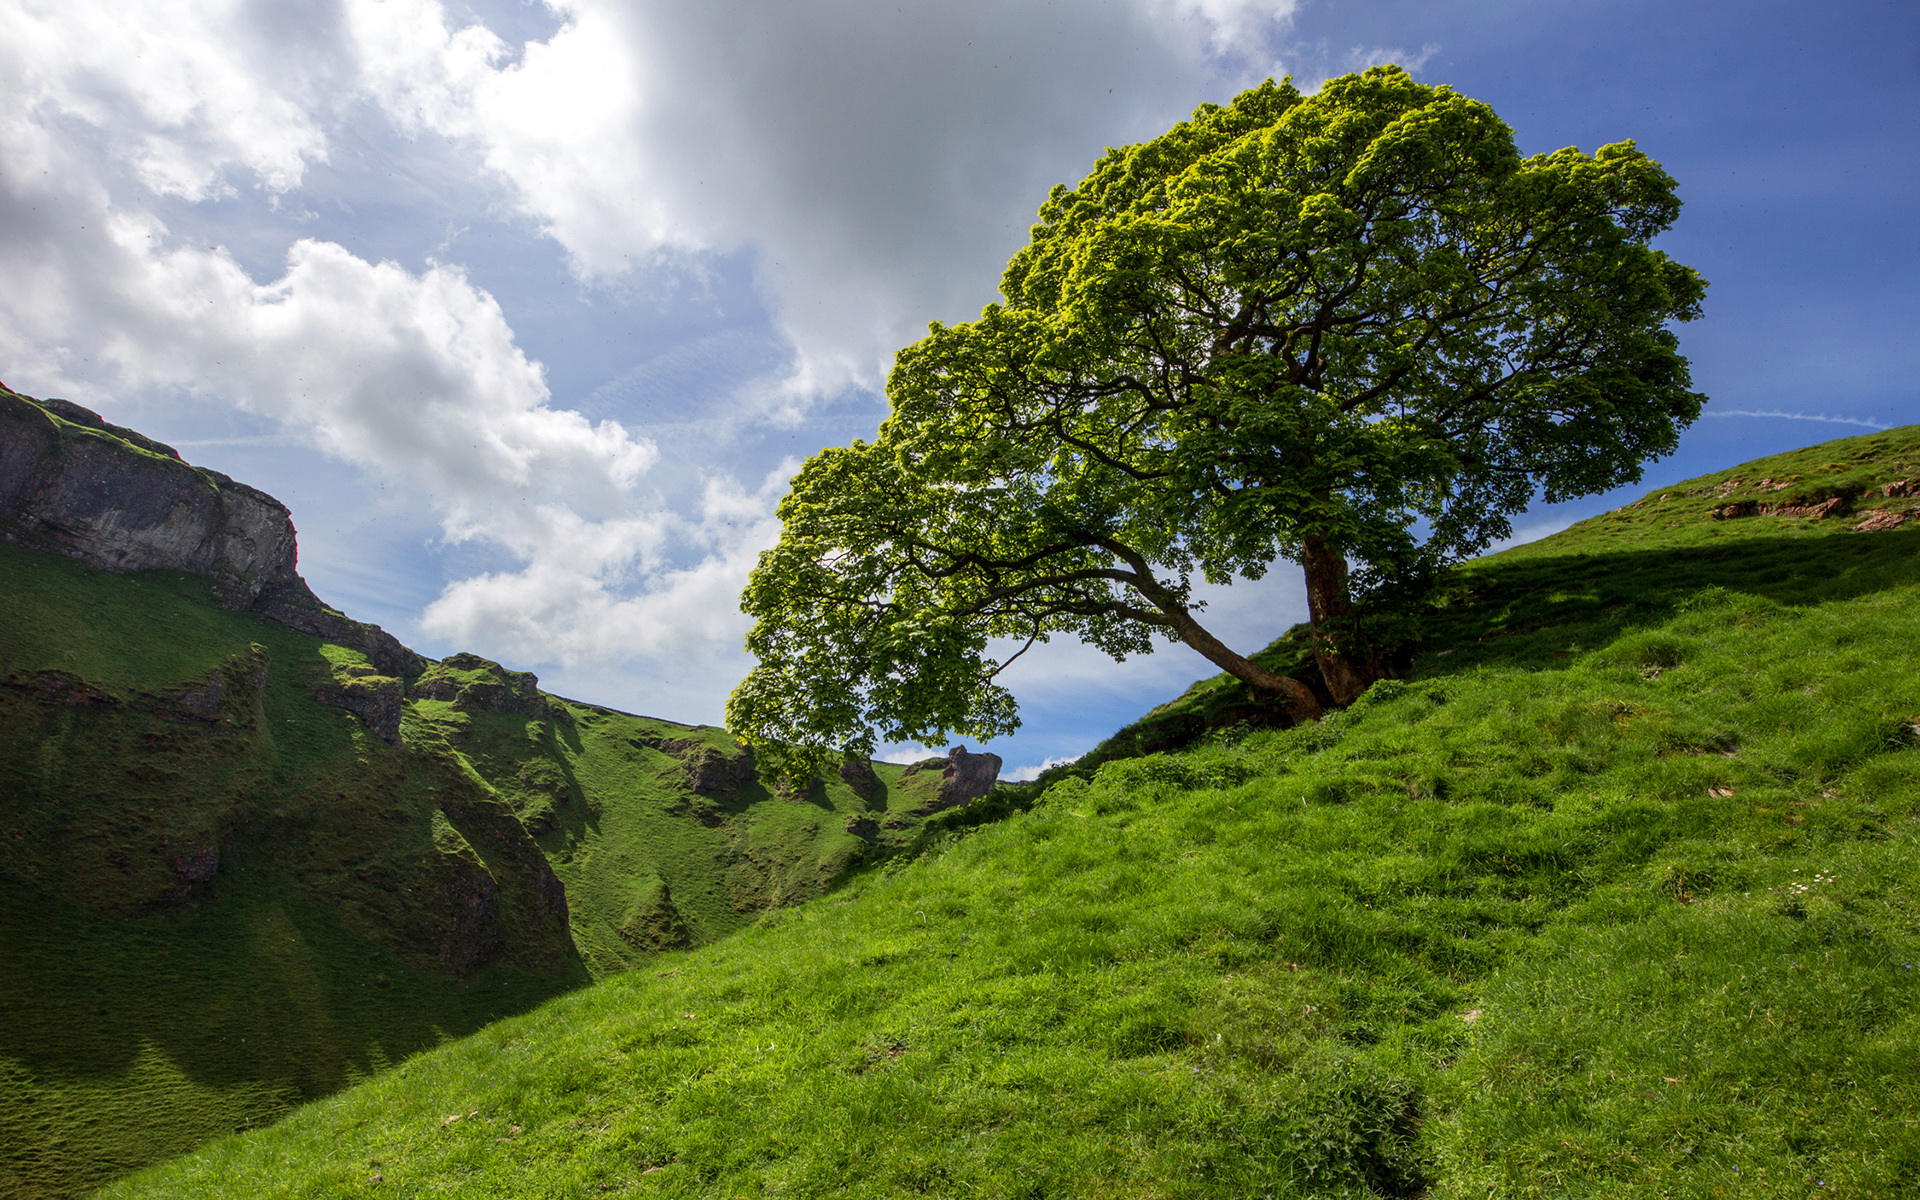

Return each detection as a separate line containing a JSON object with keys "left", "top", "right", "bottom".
{"left": 1, "top": 0, "right": 1914, "bottom": 779}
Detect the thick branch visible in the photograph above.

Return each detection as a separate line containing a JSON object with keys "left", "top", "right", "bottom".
{"left": 1092, "top": 537, "right": 1324, "bottom": 723}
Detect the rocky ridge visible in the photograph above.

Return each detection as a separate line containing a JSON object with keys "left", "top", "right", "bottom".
{"left": 0, "top": 387, "right": 422, "bottom": 676}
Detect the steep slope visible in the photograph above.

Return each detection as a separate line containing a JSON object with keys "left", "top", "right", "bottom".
{"left": 0, "top": 391, "right": 977, "bottom": 1199}
{"left": 104, "top": 425, "right": 1920, "bottom": 1198}
{"left": 1050, "top": 423, "right": 1920, "bottom": 778}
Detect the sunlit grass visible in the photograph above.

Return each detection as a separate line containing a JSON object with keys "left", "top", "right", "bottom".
{"left": 110, "top": 567, "right": 1920, "bottom": 1197}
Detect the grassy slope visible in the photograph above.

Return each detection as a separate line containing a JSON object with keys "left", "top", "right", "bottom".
{"left": 0, "top": 554, "right": 939, "bottom": 1199}
{"left": 417, "top": 696, "right": 942, "bottom": 978}
{"left": 0, "top": 550, "right": 583, "bottom": 1200}
{"left": 105, "top": 426, "right": 1920, "bottom": 1198}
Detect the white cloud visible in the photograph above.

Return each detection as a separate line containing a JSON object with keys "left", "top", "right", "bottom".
{"left": 1704, "top": 408, "right": 1891, "bottom": 430}
{"left": 345, "top": 0, "right": 1305, "bottom": 401}
{"left": 0, "top": 0, "right": 1339, "bottom": 727}
{"left": 0, "top": 0, "right": 337, "bottom": 201}
{"left": 0, "top": 13, "right": 698, "bottom": 672}
{"left": 419, "top": 465, "right": 792, "bottom": 668}
{"left": 1004, "top": 754, "right": 1083, "bottom": 784}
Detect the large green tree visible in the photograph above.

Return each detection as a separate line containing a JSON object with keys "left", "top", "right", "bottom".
{"left": 728, "top": 66, "right": 1705, "bottom": 772}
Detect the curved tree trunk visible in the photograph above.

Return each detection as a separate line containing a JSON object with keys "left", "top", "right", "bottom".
{"left": 1157, "top": 604, "right": 1324, "bottom": 725}
{"left": 1098, "top": 536, "right": 1324, "bottom": 725}
{"left": 1300, "top": 534, "right": 1380, "bottom": 708}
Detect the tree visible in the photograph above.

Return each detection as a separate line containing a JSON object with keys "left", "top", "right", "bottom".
{"left": 726, "top": 65, "right": 1705, "bottom": 774}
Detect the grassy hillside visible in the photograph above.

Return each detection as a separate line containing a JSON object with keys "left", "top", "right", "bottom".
{"left": 0, "top": 548, "right": 943, "bottom": 1199}
{"left": 103, "top": 426, "right": 1920, "bottom": 1197}
{"left": 412, "top": 684, "right": 948, "bottom": 979}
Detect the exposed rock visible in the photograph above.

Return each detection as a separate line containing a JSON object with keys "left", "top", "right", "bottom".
{"left": 666, "top": 793, "right": 730, "bottom": 827}
{"left": 1882, "top": 479, "right": 1915, "bottom": 498}
{"left": 314, "top": 668, "right": 405, "bottom": 744}
{"left": 139, "top": 644, "right": 270, "bottom": 727}
{"left": 7, "top": 669, "right": 121, "bottom": 708}
{"left": 897, "top": 746, "right": 1004, "bottom": 816}
{"left": 936, "top": 745, "right": 1003, "bottom": 809}
{"left": 34, "top": 396, "right": 184, "bottom": 461}
{"left": 0, "top": 388, "right": 424, "bottom": 676}
{"left": 1852, "top": 508, "right": 1910, "bottom": 533}
{"left": 420, "top": 780, "right": 577, "bottom": 977}
{"left": 838, "top": 755, "right": 883, "bottom": 805}
{"left": 897, "top": 755, "right": 950, "bottom": 779}
{"left": 1711, "top": 494, "right": 1849, "bottom": 521}
{"left": 660, "top": 737, "right": 755, "bottom": 797}
{"left": 2, "top": 389, "right": 302, "bottom": 606}
{"left": 253, "top": 584, "right": 425, "bottom": 678}
{"left": 844, "top": 814, "right": 879, "bottom": 839}
{"left": 411, "top": 652, "right": 548, "bottom": 718}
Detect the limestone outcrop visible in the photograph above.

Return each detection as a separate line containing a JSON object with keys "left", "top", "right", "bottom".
{"left": 0, "top": 387, "right": 423, "bottom": 677}
{"left": 411, "top": 652, "right": 550, "bottom": 717}
{"left": 900, "top": 745, "right": 1003, "bottom": 813}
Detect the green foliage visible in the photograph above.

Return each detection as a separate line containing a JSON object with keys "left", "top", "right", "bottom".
{"left": 109, "top": 429, "right": 1920, "bottom": 1198}
{"left": 730, "top": 65, "right": 1706, "bottom": 765}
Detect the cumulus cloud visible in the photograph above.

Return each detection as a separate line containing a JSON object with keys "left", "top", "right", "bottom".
{"left": 0, "top": 0, "right": 338, "bottom": 200}
{"left": 346, "top": 0, "right": 1305, "bottom": 401}
{"left": 420, "top": 465, "right": 792, "bottom": 669}
{"left": 0, "top": 0, "right": 1344, "bottom": 726}
{"left": 0, "top": 3, "right": 691, "bottom": 670}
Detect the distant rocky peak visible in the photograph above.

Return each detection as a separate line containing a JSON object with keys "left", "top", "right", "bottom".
{"left": 411, "top": 653, "right": 549, "bottom": 718}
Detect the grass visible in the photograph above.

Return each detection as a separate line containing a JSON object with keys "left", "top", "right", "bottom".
{"left": 406, "top": 693, "right": 943, "bottom": 978}
{"left": 96, "top": 425, "right": 1920, "bottom": 1198}
{"left": 0, "top": 549, "right": 945, "bottom": 1199}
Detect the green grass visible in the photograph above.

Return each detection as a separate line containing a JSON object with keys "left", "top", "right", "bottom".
{"left": 0, "top": 547, "right": 949, "bottom": 1199}
{"left": 99, "top": 426, "right": 1920, "bottom": 1198}
{"left": 408, "top": 694, "right": 943, "bottom": 978}
{"left": 0, "top": 549, "right": 585, "bottom": 1200}
{"left": 1054, "top": 423, "right": 1920, "bottom": 777}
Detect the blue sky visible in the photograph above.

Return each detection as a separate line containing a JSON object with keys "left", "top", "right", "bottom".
{"left": 1, "top": 0, "right": 1913, "bottom": 778}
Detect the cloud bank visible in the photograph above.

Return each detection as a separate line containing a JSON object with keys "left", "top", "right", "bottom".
{"left": 348, "top": 0, "right": 1303, "bottom": 400}
{"left": 0, "top": 0, "right": 1323, "bottom": 721}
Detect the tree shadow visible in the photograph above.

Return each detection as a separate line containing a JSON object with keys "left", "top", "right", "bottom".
{"left": 1414, "top": 527, "right": 1920, "bottom": 678}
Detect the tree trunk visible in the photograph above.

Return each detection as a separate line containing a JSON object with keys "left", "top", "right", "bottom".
{"left": 1098, "top": 536, "right": 1323, "bottom": 725}
{"left": 1157, "top": 603, "right": 1323, "bottom": 725}
{"left": 1300, "top": 534, "right": 1379, "bottom": 707}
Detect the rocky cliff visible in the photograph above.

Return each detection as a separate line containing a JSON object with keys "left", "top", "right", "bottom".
{"left": 0, "top": 386, "right": 421, "bottom": 676}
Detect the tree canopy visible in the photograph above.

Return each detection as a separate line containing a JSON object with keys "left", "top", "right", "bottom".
{"left": 727, "top": 65, "right": 1706, "bottom": 775}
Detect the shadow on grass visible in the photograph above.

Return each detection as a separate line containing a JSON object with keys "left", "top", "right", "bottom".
{"left": 0, "top": 862, "right": 583, "bottom": 1199}
{"left": 1421, "top": 526, "right": 1920, "bottom": 676}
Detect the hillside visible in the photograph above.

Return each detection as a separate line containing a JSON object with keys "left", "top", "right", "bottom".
{"left": 0, "top": 390, "right": 971, "bottom": 1200}
{"left": 100, "top": 425, "right": 1920, "bottom": 1197}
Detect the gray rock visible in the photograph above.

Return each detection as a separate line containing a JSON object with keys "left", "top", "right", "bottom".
{"left": 1, "top": 390, "right": 301, "bottom": 607}
{"left": 0, "top": 388, "right": 425, "bottom": 698}
{"left": 314, "top": 670, "right": 405, "bottom": 744}
{"left": 936, "top": 745, "right": 1003, "bottom": 809}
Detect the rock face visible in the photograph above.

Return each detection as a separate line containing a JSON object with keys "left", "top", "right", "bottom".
{"left": 411, "top": 652, "right": 549, "bottom": 718}
{"left": 0, "top": 387, "right": 423, "bottom": 677}
{"left": 1, "top": 389, "right": 301, "bottom": 606}
{"left": 937, "top": 745, "right": 1003, "bottom": 807}
{"left": 900, "top": 745, "right": 1003, "bottom": 813}
{"left": 314, "top": 665, "right": 406, "bottom": 744}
